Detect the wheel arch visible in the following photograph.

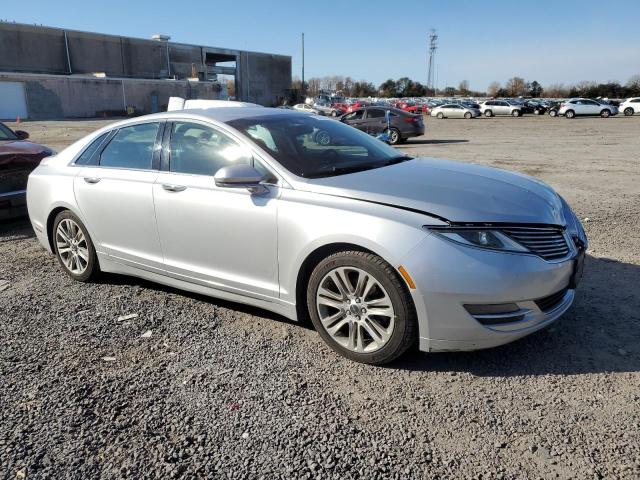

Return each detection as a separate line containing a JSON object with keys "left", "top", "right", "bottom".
{"left": 45, "top": 204, "right": 84, "bottom": 253}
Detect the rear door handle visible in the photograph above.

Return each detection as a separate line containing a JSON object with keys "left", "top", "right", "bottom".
{"left": 162, "top": 184, "right": 187, "bottom": 192}
{"left": 84, "top": 177, "right": 101, "bottom": 184}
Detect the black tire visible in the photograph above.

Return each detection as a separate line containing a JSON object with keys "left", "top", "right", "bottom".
{"left": 330, "top": 110, "right": 337, "bottom": 117}
{"left": 464, "top": 112, "right": 472, "bottom": 119}
{"left": 307, "top": 251, "right": 417, "bottom": 365}
{"left": 549, "top": 109, "right": 558, "bottom": 117}
{"left": 484, "top": 110, "right": 493, "bottom": 117}
{"left": 565, "top": 109, "right": 575, "bottom": 119}
{"left": 52, "top": 210, "right": 100, "bottom": 282}
{"left": 624, "top": 107, "right": 634, "bottom": 116}
{"left": 600, "top": 109, "right": 611, "bottom": 118}
{"left": 386, "top": 128, "right": 401, "bottom": 145}
{"left": 512, "top": 109, "right": 521, "bottom": 117}
{"left": 436, "top": 112, "right": 444, "bottom": 119}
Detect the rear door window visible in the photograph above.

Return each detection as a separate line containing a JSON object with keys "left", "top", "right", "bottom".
{"left": 366, "top": 109, "right": 385, "bottom": 119}
{"left": 99, "top": 123, "right": 160, "bottom": 170}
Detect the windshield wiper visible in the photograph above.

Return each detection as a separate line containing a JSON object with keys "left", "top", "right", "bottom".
{"left": 305, "top": 156, "right": 413, "bottom": 178}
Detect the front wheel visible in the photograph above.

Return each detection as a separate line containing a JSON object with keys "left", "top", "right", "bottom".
{"left": 53, "top": 210, "right": 100, "bottom": 282}
{"left": 464, "top": 112, "right": 472, "bottom": 119}
{"left": 624, "top": 107, "right": 634, "bottom": 116}
{"left": 600, "top": 109, "right": 611, "bottom": 118}
{"left": 512, "top": 109, "right": 521, "bottom": 117}
{"left": 565, "top": 109, "right": 575, "bottom": 118}
{"left": 330, "top": 110, "right": 337, "bottom": 117}
{"left": 484, "top": 110, "right": 493, "bottom": 117}
{"left": 436, "top": 112, "right": 444, "bottom": 119}
{"left": 307, "top": 251, "right": 417, "bottom": 364}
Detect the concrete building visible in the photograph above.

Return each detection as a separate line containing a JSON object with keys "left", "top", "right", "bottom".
{"left": 0, "top": 22, "right": 291, "bottom": 119}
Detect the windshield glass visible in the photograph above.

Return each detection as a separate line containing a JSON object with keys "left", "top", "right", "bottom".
{"left": 0, "top": 123, "right": 18, "bottom": 141}
{"left": 227, "top": 113, "right": 411, "bottom": 178}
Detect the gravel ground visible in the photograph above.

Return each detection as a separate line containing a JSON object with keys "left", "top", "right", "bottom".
{"left": 1, "top": 115, "right": 639, "bottom": 479}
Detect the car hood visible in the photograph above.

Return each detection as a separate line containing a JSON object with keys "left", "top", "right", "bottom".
{"left": 299, "top": 158, "right": 566, "bottom": 225}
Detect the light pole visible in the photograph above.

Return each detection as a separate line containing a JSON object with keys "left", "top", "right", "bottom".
{"left": 301, "top": 32, "right": 305, "bottom": 95}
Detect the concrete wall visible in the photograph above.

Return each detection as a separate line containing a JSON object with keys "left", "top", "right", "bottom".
{"left": 0, "top": 73, "right": 223, "bottom": 119}
{"left": 238, "top": 52, "right": 292, "bottom": 106}
{"left": 0, "top": 22, "right": 292, "bottom": 114}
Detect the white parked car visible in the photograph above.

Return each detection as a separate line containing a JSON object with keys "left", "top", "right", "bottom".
{"left": 430, "top": 104, "right": 480, "bottom": 119}
{"left": 480, "top": 100, "right": 522, "bottom": 117}
{"left": 619, "top": 97, "right": 640, "bottom": 116}
{"left": 558, "top": 98, "right": 618, "bottom": 118}
{"left": 293, "top": 104, "right": 323, "bottom": 115}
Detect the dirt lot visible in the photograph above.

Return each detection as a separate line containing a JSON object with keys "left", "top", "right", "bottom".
{"left": 1, "top": 115, "right": 639, "bottom": 479}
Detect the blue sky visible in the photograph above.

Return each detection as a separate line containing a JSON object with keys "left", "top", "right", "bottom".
{"left": 6, "top": 0, "right": 640, "bottom": 90}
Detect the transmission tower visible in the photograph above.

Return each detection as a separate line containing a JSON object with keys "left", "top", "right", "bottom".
{"left": 427, "top": 29, "right": 438, "bottom": 93}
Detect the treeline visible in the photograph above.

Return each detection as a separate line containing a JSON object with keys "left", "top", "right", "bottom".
{"left": 292, "top": 74, "right": 640, "bottom": 99}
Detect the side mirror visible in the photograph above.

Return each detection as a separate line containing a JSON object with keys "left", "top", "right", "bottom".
{"left": 214, "top": 164, "right": 268, "bottom": 195}
{"left": 15, "top": 130, "right": 29, "bottom": 140}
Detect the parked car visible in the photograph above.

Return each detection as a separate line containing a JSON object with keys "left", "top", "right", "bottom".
{"left": 340, "top": 107, "right": 424, "bottom": 145}
{"left": 480, "top": 100, "right": 523, "bottom": 117}
{"left": 547, "top": 101, "right": 562, "bottom": 117}
{"left": 619, "top": 97, "right": 640, "bottom": 116}
{"left": 430, "top": 104, "right": 480, "bottom": 119}
{"left": 558, "top": 98, "right": 618, "bottom": 118}
{"left": 524, "top": 101, "right": 548, "bottom": 115}
{"left": 313, "top": 102, "right": 342, "bottom": 117}
{"left": 26, "top": 107, "right": 587, "bottom": 364}
{"left": 293, "top": 104, "right": 323, "bottom": 115}
{"left": 1, "top": 123, "right": 55, "bottom": 219}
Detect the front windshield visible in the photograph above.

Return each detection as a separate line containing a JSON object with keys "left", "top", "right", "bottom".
{"left": 0, "top": 123, "right": 18, "bottom": 141}
{"left": 227, "top": 113, "right": 411, "bottom": 178}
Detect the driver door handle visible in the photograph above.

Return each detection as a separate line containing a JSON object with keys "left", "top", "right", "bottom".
{"left": 83, "top": 177, "right": 101, "bottom": 184}
{"left": 162, "top": 184, "right": 187, "bottom": 192}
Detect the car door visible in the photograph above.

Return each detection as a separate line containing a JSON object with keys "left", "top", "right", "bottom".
{"left": 497, "top": 101, "right": 510, "bottom": 115}
{"left": 341, "top": 109, "right": 367, "bottom": 131}
{"left": 364, "top": 108, "right": 387, "bottom": 134}
{"left": 584, "top": 100, "right": 601, "bottom": 114}
{"left": 450, "top": 105, "right": 464, "bottom": 118}
{"left": 152, "top": 120, "right": 280, "bottom": 300}
{"left": 73, "top": 121, "right": 165, "bottom": 272}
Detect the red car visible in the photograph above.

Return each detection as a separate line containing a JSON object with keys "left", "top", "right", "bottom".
{"left": 395, "top": 102, "right": 427, "bottom": 114}
{"left": 1, "top": 122, "right": 55, "bottom": 219}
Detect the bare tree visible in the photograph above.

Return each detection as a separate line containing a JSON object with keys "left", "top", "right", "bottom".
{"left": 307, "top": 77, "right": 321, "bottom": 96}
{"left": 487, "top": 81, "right": 501, "bottom": 97}
{"left": 545, "top": 83, "right": 569, "bottom": 98}
{"left": 458, "top": 80, "right": 470, "bottom": 96}
{"left": 505, "top": 77, "right": 527, "bottom": 97}
{"left": 626, "top": 74, "right": 640, "bottom": 89}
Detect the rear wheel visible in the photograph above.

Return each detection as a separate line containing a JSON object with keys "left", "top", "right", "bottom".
{"left": 512, "top": 109, "right": 521, "bottom": 117}
{"left": 484, "top": 110, "right": 493, "bottom": 117}
{"left": 464, "top": 112, "right": 472, "bottom": 119}
{"left": 386, "top": 128, "right": 401, "bottom": 145}
{"left": 330, "top": 110, "right": 338, "bottom": 117}
{"left": 53, "top": 210, "right": 99, "bottom": 282}
{"left": 307, "top": 251, "right": 417, "bottom": 364}
{"left": 600, "top": 109, "right": 611, "bottom": 118}
{"left": 549, "top": 109, "right": 558, "bottom": 117}
{"left": 436, "top": 112, "right": 444, "bottom": 119}
{"left": 565, "top": 109, "right": 575, "bottom": 119}
{"left": 534, "top": 109, "right": 541, "bottom": 115}
{"left": 624, "top": 107, "right": 634, "bottom": 116}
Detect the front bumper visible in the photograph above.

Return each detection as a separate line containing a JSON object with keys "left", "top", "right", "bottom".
{"left": 400, "top": 233, "right": 578, "bottom": 352}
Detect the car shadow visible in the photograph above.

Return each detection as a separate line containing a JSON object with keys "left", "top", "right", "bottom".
{"left": 403, "top": 139, "right": 469, "bottom": 145}
{"left": 388, "top": 255, "right": 640, "bottom": 376}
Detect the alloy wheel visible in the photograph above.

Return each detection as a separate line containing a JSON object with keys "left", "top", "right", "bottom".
{"left": 56, "top": 218, "right": 89, "bottom": 275}
{"left": 315, "top": 266, "right": 395, "bottom": 353}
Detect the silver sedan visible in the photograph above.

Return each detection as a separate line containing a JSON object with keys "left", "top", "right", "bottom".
{"left": 430, "top": 104, "right": 480, "bottom": 119}
{"left": 27, "top": 108, "right": 587, "bottom": 365}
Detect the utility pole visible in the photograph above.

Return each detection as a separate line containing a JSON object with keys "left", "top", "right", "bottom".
{"left": 427, "top": 29, "right": 438, "bottom": 94}
{"left": 301, "top": 32, "right": 305, "bottom": 94}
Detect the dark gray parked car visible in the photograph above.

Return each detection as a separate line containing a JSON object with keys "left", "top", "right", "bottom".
{"left": 340, "top": 107, "right": 424, "bottom": 145}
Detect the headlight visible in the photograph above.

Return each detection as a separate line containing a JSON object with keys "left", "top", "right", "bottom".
{"left": 426, "top": 227, "right": 529, "bottom": 253}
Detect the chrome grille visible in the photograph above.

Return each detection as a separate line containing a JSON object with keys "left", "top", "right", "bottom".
{"left": 501, "top": 227, "right": 571, "bottom": 260}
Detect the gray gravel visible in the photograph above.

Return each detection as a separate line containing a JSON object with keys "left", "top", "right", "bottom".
{"left": 1, "top": 116, "right": 639, "bottom": 479}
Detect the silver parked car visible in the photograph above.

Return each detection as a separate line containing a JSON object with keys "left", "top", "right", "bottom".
{"left": 558, "top": 98, "right": 618, "bottom": 118}
{"left": 480, "top": 100, "right": 523, "bottom": 117}
{"left": 292, "top": 103, "right": 323, "bottom": 115}
{"left": 430, "top": 104, "right": 480, "bottom": 119}
{"left": 27, "top": 108, "right": 587, "bottom": 365}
